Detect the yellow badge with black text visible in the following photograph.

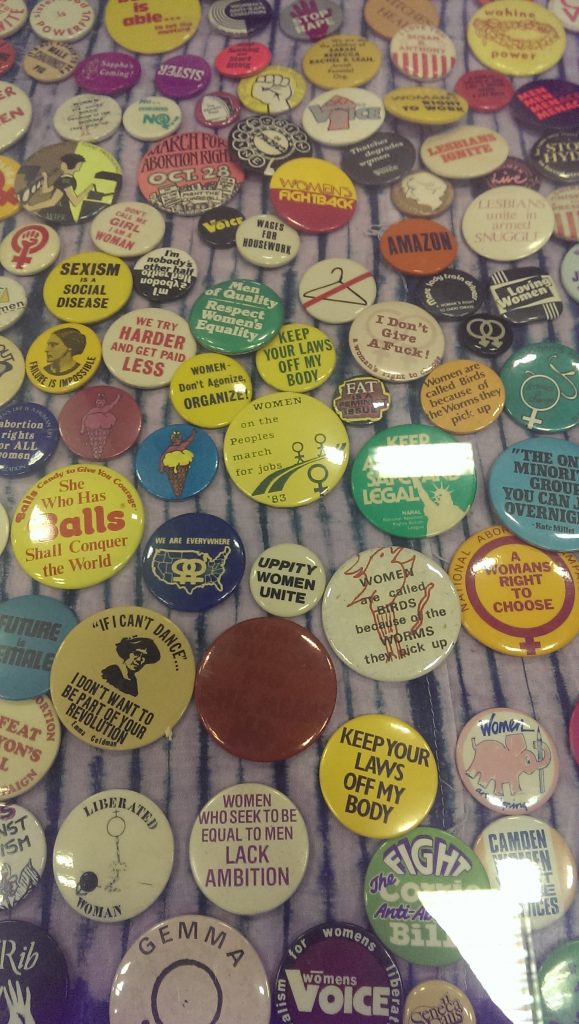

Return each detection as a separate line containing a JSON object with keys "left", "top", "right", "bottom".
{"left": 43, "top": 250, "right": 132, "bottom": 325}
{"left": 256, "top": 324, "right": 336, "bottom": 393}
{"left": 26, "top": 323, "right": 101, "bottom": 393}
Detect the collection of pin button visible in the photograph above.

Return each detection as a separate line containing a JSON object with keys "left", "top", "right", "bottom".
{"left": 0, "top": 1, "right": 577, "bottom": 1022}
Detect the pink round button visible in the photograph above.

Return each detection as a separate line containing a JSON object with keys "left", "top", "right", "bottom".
{"left": 155, "top": 54, "right": 211, "bottom": 98}
{"left": 75, "top": 51, "right": 141, "bottom": 95}
{"left": 214, "top": 40, "right": 271, "bottom": 78}
{"left": 59, "top": 384, "right": 141, "bottom": 460}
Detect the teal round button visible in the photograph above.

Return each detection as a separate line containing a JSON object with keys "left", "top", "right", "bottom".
{"left": 351, "top": 423, "right": 476, "bottom": 538}
{"left": 188, "top": 278, "right": 284, "bottom": 354}
{"left": 501, "top": 342, "right": 579, "bottom": 432}
{"left": 489, "top": 437, "right": 579, "bottom": 552}
{"left": 364, "top": 826, "right": 490, "bottom": 966}
{"left": 560, "top": 243, "right": 579, "bottom": 304}
{"left": 539, "top": 939, "right": 579, "bottom": 1024}
{"left": 0, "top": 595, "right": 78, "bottom": 700}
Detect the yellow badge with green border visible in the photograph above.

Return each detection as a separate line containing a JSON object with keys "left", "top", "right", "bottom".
{"left": 256, "top": 323, "right": 336, "bottom": 393}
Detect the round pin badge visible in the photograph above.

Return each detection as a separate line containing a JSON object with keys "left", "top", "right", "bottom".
{"left": 421, "top": 360, "right": 504, "bottom": 434}
{"left": 103, "top": 308, "right": 196, "bottom": 389}
{"left": 16, "top": 142, "right": 122, "bottom": 226}
{"left": 214, "top": 40, "right": 272, "bottom": 78}
{"left": 22, "top": 40, "right": 79, "bottom": 82}
{"left": 459, "top": 313, "right": 513, "bottom": 358}
{"left": 0, "top": 500, "right": 7, "bottom": 554}
{"left": 90, "top": 201, "right": 165, "bottom": 258}
{"left": 549, "top": 0, "right": 579, "bottom": 32}
{"left": 256, "top": 323, "right": 336, "bottom": 392}
{"left": 0, "top": 920, "right": 67, "bottom": 1022}
{"left": 26, "top": 322, "right": 101, "bottom": 395}
{"left": 0, "top": 156, "right": 22, "bottom": 221}
{"left": 43, "top": 251, "right": 132, "bottom": 324}
{"left": 0, "top": 275, "right": 26, "bottom": 329}
{"left": 104, "top": 0, "right": 201, "bottom": 54}
{"left": 53, "top": 93, "right": 122, "bottom": 143}
{"left": 189, "top": 783, "right": 309, "bottom": 914}
{"left": 138, "top": 132, "right": 245, "bottom": 217}
{"left": 365, "top": 827, "right": 490, "bottom": 965}
{"left": 195, "top": 91, "right": 241, "bottom": 129}
{"left": 411, "top": 270, "right": 482, "bottom": 320}
{"left": 122, "top": 95, "right": 182, "bottom": 141}
{"left": 59, "top": 385, "right": 141, "bottom": 460}
{"left": 30, "top": 0, "right": 94, "bottom": 41}
{"left": 170, "top": 352, "right": 252, "bottom": 429}
{"left": 333, "top": 376, "right": 391, "bottom": 425}
{"left": 224, "top": 392, "right": 349, "bottom": 508}
{"left": 0, "top": 335, "right": 24, "bottom": 406}
{"left": 489, "top": 437, "right": 579, "bottom": 552}
{"left": 273, "top": 921, "right": 403, "bottom": 1024}
{"left": 548, "top": 185, "right": 579, "bottom": 240}
{"left": 54, "top": 789, "right": 174, "bottom": 922}
{"left": 249, "top": 542, "right": 326, "bottom": 617}
{"left": 270, "top": 157, "right": 357, "bottom": 233}
{"left": 280, "top": 0, "right": 342, "bottom": 41}
{"left": 109, "top": 915, "right": 270, "bottom": 1024}
{"left": 404, "top": 982, "right": 476, "bottom": 1024}
{"left": 189, "top": 279, "right": 283, "bottom": 355}
{"left": 421, "top": 125, "right": 509, "bottom": 180}
{"left": 235, "top": 213, "right": 300, "bottom": 268}
{"left": 455, "top": 68, "right": 513, "bottom": 112}
{"left": 539, "top": 940, "right": 579, "bottom": 1024}
{"left": 500, "top": 342, "right": 579, "bottom": 432}
{"left": 50, "top": 606, "right": 194, "bottom": 750}
{"left": 467, "top": 1, "right": 566, "bottom": 76}
{"left": 237, "top": 65, "right": 307, "bottom": 114}
{"left": 199, "top": 205, "right": 244, "bottom": 247}
{"left": 349, "top": 301, "right": 445, "bottom": 383}
{"left": 0, "top": 594, "right": 78, "bottom": 700}
{"left": 0, "top": 804, "right": 46, "bottom": 908}
{"left": 299, "top": 258, "right": 377, "bottom": 323}
{"left": 391, "top": 171, "right": 454, "bottom": 218}
{"left": 391, "top": 23, "right": 456, "bottom": 81}
{"left": 340, "top": 131, "right": 416, "bottom": 187}
{"left": 0, "top": 403, "right": 58, "bottom": 476}
{"left": 383, "top": 87, "right": 468, "bottom": 126}
{"left": 322, "top": 547, "right": 461, "bottom": 682}
{"left": 474, "top": 816, "right": 576, "bottom": 930}
{"left": 489, "top": 266, "right": 563, "bottom": 325}
{"left": 480, "top": 156, "right": 541, "bottom": 192}
{"left": 209, "top": 0, "right": 272, "bottom": 36}
{"left": 569, "top": 702, "right": 579, "bottom": 765}
{"left": 380, "top": 218, "right": 457, "bottom": 277}
{"left": 142, "top": 512, "right": 245, "bottom": 612}
{"left": 0, "top": 39, "right": 15, "bottom": 76}
{"left": 448, "top": 525, "right": 579, "bottom": 656}
{"left": 561, "top": 243, "right": 579, "bottom": 303}
{"left": 319, "top": 713, "right": 438, "bottom": 837}
{"left": 531, "top": 131, "right": 579, "bottom": 184}
{"left": 0, "top": 223, "right": 60, "bottom": 276}
{"left": 351, "top": 425, "right": 476, "bottom": 537}
{"left": 0, "top": 695, "right": 61, "bottom": 798}
{"left": 364, "top": 0, "right": 438, "bottom": 38}
{"left": 456, "top": 707, "right": 559, "bottom": 815}
{"left": 302, "top": 34, "right": 381, "bottom": 88}
{"left": 0, "top": 83, "right": 31, "bottom": 152}
{"left": 512, "top": 80, "right": 579, "bottom": 133}
{"left": 229, "top": 115, "right": 312, "bottom": 177}
{"left": 136, "top": 423, "right": 218, "bottom": 500}
{"left": 462, "top": 186, "right": 555, "bottom": 262}
{"left": 11, "top": 463, "right": 144, "bottom": 589}
{"left": 302, "top": 88, "right": 385, "bottom": 147}
{"left": 0, "top": 0, "right": 27, "bottom": 38}
{"left": 133, "top": 247, "right": 197, "bottom": 303}
{"left": 75, "top": 50, "right": 140, "bottom": 95}
{"left": 196, "top": 617, "right": 336, "bottom": 761}
{"left": 155, "top": 54, "right": 210, "bottom": 99}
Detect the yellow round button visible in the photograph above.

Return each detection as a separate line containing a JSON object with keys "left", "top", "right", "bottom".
{"left": 404, "top": 981, "right": 476, "bottom": 1024}
{"left": 467, "top": 1, "right": 566, "bottom": 77}
{"left": 104, "top": 0, "right": 201, "bottom": 55}
{"left": 170, "top": 352, "right": 252, "bottom": 429}
{"left": 43, "top": 250, "right": 133, "bottom": 325}
{"left": 11, "top": 463, "right": 144, "bottom": 589}
{"left": 420, "top": 359, "right": 505, "bottom": 433}
{"left": 224, "top": 392, "right": 349, "bottom": 507}
{"left": 319, "top": 713, "right": 438, "bottom": 839}
{"left": 0, "top": 156, "right": 20, "bottom": 221}
{"left": 255, "top": 323, "right": 336, "bottom": 393}
{"left": 384, "top": 87, "right": 468, "bottom": 126}
{"left": 303, "top": 34, "right": 381, "bottom": 88}
{"left": 237, "top": 66, "right": 307, "bottom": 115}
{"left": 25, "top": 322, "right": 101, "bottom": 394}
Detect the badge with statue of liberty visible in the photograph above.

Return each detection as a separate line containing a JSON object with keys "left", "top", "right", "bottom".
{"left": 351, "top": 424, "right": 476, "bottom": 537}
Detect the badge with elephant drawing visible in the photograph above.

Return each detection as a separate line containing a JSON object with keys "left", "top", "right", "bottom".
{"left": 456, "top": 708, "right": 558, "bottom": 815}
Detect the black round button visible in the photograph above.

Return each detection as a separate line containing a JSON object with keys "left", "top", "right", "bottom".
{"left": 198, "top": 206, "right": 245, "bottom": 248}
{"left": 530, "top": 131, "right": 579, "bottom": 184}
{"left": 459, "top": 313, "right": 513, "bottom": 358}
{"left": 411, "top": 269, "right": 482, "bottom": 320}
{"left": 340, "top": 131, "right": 415, "bottom": 187}
{"left": 228, "top": 115, "right": 312, "bottom": 177}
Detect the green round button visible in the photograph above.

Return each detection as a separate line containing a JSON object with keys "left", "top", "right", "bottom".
{"left": 501, "top": 341, "right": 579, "bottom": 432}
{"left": 189, "top": 278, "right": 284, "bottom": 355}
{"left": 364, "top": 826, "right": 490, "bottom": 965}
{"left": 351, "top": 423, "right": 476, "bottom": 538}
{"left": 539, "top": 939, "right": 579, "bottom": 1024}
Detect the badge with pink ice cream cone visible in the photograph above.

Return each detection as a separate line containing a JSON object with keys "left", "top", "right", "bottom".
{"left": 59, "top": 385, "right": 141, "bottom": 460}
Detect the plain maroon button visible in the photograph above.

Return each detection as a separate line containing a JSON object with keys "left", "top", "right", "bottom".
{"left": 59, "top": 385, "right": 141, "bottom": 460}
{"left": 195, "top": 617, "right": 337, "bottom": 762}
{"left": 455, "top": 69, "right": 513, "bottom": 112}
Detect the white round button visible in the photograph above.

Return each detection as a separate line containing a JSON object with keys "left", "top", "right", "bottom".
{"left": 235, "top": 213, "right": 300, "bottom": 268}
{"left": 0, "top": 83, "right": 31, "bottom": 152}
{"left": 249, "top": 543, "right": 326, "bottom": 616}
{"left": 90, "top": 201, "right": 166, "bottom": 258}
{"left": 102, "top": 308, "right": 197, "bottom": 388}
{"left": 0, "top": 223, "right": 60, "bottom": 276}
{"left": 122, "top": 95, "right": 182, "bottom": 141}
{"left": 421, "top": 125, "right": 509, "bottom": 179}
{"left": 462, "top": 186, "right": 555, "bottom": 261}
{"left": 0, "top": 804, "right": 46, "bottom": 909}
{"left": 53, "top": 93, "right": 122, "bottom": 143}
{"left": 302, "top": 88, "right": 385, "bottom": 147}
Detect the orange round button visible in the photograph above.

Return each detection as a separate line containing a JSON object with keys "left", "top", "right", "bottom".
{"left": 420, "top": 359, "right": 505, "bottom": 433}
{"left": 380, "top": 218, "right": 457, "bottom": 276}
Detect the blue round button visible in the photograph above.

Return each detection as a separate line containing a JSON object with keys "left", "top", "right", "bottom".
{"left": 560, "top": 243, "right": 579, "bottom": 304}
{"left": 142, "top": 512, "right": 245, "bottom": 611}
{"left": 489, "top": 437, "right": 579, "bottom": 552}
{"left": 0, "top": 403, "right": 59, "bottom": 476}
{"left": 136, "top": 423, "right": 219, "bottom": 500}
{"left": 0, "top": 595, "right": 78, "bottom": 699}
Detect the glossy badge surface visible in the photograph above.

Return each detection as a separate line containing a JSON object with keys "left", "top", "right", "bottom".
{"left": 255, "top": 323, "right": 335, "bottom": 392}
{"left": 0, "top": 402, "right": 58, "bottom": 476}
{"left": 500, "top": 342, "right": 579, "bottom": 432}
{"left": 489, "top": 266, "right": 563, "bottom": 324}
{"left": 249, "top": 543, "right": 326, "bottom": 617}
{"left": 349, "top": 301, "right": 445, "bottom": 383}
{"left": 269, "top": 157, "right": 357, "bottom": 233}
{"left": 136, "top": 423, "right": 218, "bottom": 500}
{"left": 0, "top": 336, "right": 25, "bottom": 406}
{"left": 104, "top": 0, "right": 201, "bottom": 54}
{"left": 16, "top": 142, "right": 122, "bottom": 226}
{"left": 102, "top": 308, "right": 196, "bottom": 389}
{"left": 467, "top": 0, "right": 566, "bottom": 76}
{"left": 404, "top": 981, "right": 476, "bottom": 1024}
{"left": 0, "top": 919, "right": 67, "bottom": 1023}
{"left": 0, "top": 594, "right": 78, "bottom": 700}
{"left": 138, "top": 132, "right": 244, "bottom": 216}
{"left": 0, "top": 695, "right": 60, "bottom": 798}
{"left": 462, "top": 186, "right": 555, "bottom": 261}
{"left": 58, "top": 385, "right": 141, "bottom": 460}
{"left": 43, "top": 251, "right": 132, "bottom": 324}
{"left": 539, "top": 939, "right": 579, "bottom": 1024}
{"left": 299, "top": 258, "right": 377, "bottom": 323}
{"left": 170, "top": 352, "right": 252, "bottom": 429}
{"left": 26, "top": 322, "right": 101, "bottom": 394}
{"left": 0, "top": 804, "right": 46, "bottom": 909}
{"left": 189, "top": 279, "right": 283, "bottom": 354}
{"left": 420, "top": 359, "right": 504, "bottom": 433}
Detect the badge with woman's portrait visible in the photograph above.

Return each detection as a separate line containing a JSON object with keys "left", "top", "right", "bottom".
{"left": 15, "top": 140, "right": 122, "bottom": 225}
{"left": 25, "top": 322, "right": 101, "bottom": 394}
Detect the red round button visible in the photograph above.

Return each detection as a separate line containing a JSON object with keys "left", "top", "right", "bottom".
{"left": 0, "top": 41, "right": 16, "bottom": 77}
{"left": 195, "top": 617, "right": 337, "bottom": 761}
{"left": 455, "top": 69, "right": 513, "bottom": 112}
{"left": 379, "top": 217, "right": 457, "bottom": 275}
